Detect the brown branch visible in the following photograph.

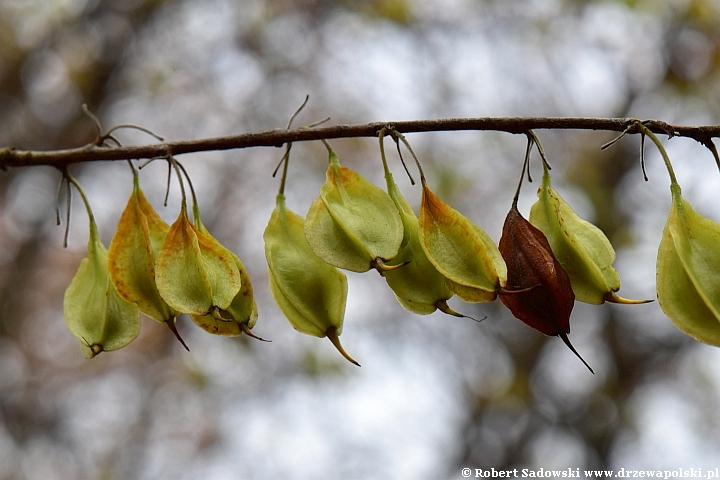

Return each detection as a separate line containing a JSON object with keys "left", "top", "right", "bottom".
{"left": 1, "top": 117, "right": 718, "bottom": 169}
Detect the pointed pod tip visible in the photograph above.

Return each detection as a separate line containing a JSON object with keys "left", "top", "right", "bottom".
{"left": 165, "top": 318, "right": 190, "bottom": 352}
{"left": 435, "top": 299, "right": 484, "bottom": 323}
{"left": 605, "top": 291, "right": 654, "bottom": 305}
{"left": 241, "top": 324, "right": 271, "bottom": 342}
{"left": 558, "top": 332, "right": 594, "bottom": 374}
{"left": 326, "top": 328, "right": 361, "bottom": 367}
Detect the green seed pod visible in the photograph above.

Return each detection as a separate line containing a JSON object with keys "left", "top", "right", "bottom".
{"left": 384, "top": 186, "right": 458, "bottom": 315}
{"left": 418, "top": 179, "right": 507, "bottom": 303}
{"left": 190, "top": 213, "right": 260, "bottom": 338}
{"left": 155, "top": 205, "right": 241, "bottom": 317}
{"left": 304, "top": 150, "right": 404, "bottom": 273}
{"left": 529, "top": 163, "right": 650, "bottom": 305}
{"left": 657, "top": 183, "right": 720, "bottom": 345}
{"left": 63, "top": 178, "right": 140, "bottom": 358}
{"left": 264, "top": 194, "right": 358, "bottom": 366}
{"left": 377, "top": 137, "right": 464, "bottom": 317}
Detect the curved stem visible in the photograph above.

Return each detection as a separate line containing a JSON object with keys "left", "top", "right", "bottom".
{"left": 512, "top": 134, "right": 534, "bottom": 209}
{"left": 526, "top": 130, "right": 551, "bottom": 172}
{"left": 389, "top": 128, "right": 426, "bottom": 185}
{"left": 65, "top": 173, "right": 97, "bottom": 238}
{"left": 321, "top": 138, "right": 335, "bottom": 156}
{"left": 167, "top": 156, "right": 188, "bottom": 215}
{"left": 378, "top": 128, "right": 391, "bottom": 177}
{"left": 175, "top": 160, "right": 201, "bottom": 225}
{"left": 634, "top": 121, "right": 678, "bottom": 186}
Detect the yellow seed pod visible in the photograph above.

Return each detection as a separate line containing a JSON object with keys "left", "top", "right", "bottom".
{"left": 155, "top": 205, "right": 241, "bottom": 316}
{"left": 264, "top": 194, "right": 358, "bottom": 366}
{"left": 657, "top": 183, "right": 720, "bottom": 345}
{"left": 384, "top": 188, "right": 456, "bottom": 315}
{"left": 418, "top": 179, "right": 507, "bottom": 303}
{"left": 304, "top": 151, "right": 404, "bottom": 273}
{"left": 377, "top": 139, "right": 464, "bottom": 317}
{"left": 63, "top": 183, "right": 140, "bottom": 359}
{"left": 108, "top": 174, "right": 180, "bottom": 325}
{"left": 190, "top": 215, "right": 259, "bottom": 338}
{"left": 529, "top": 164, "right": 649, "bottom": 305}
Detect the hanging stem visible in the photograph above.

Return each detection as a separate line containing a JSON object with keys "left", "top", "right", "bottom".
{"left": 167, "top": 156, "right": 189, "bottom": 215}
{"left": 275, "top": 96, "right": 312, "bottom": 196}
{"left": 512, "top": 134, "right": 534, "bottom": 209}
{"left": 634, "top": 121, "right": 678, "bottom": 186}
{"left": 525, "top": 130, "right": 551, "bottom": 173}
{"left": 386, "top": 127, "right": 426, "bottom": 185}
{"left": 276, "top": 145, "right": 291, "bottom": 197}
{"left": 175, "top": 160, "right": 201, "bottom": 224}
{"left": 65, "top": 172, "right": 98, "bottom": 242}
{"left": 378, "top": 128, "right": 391, "bottom": 178}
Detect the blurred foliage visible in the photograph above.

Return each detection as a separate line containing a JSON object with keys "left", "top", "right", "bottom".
{"left": 2, "top": 0, "right": 720, "bottom": 478}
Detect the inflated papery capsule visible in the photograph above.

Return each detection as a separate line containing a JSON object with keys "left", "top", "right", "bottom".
{"left": 499, "top": 137, "right": 593, "bottom": 372}
{"left": 63, "top": 176, "right": 140, "bottom": 358}
{"left": 657, "top": 182, "right": 720, "bottom": 345}
{"left": 190, "top": 207, "right": 259, "bottom": 338}
{"left": 624, "top": 121, "right": 720, "bottom": 346}
{"left": 155, "top": 202, "right": 241, "bottom": 317}
{"left": 529, "top": 161, "right": 650, "bottom": 305}
{"left": 108, "top": 172, "right": 185, "bottom": 345}
{"left": 264, "top": 193, "right": 358, "bottom": 366}
{"left": 377, "top": 136, "right": 463, "bottom": 317}
{"left": 418, "top": 179, "right": 507, "bottom": 303}
{"left": 499, "top": 203, "right": 593, "bottom": 373}
{"left": 304, "top": 149, "right": 404, "bottom": 273}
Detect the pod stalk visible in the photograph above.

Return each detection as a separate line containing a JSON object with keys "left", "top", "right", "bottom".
{"left": 634, "top": 122, "right": 678, "bottom": 186}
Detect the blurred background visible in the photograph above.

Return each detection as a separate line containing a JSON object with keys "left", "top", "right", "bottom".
{"left": 2, "top": 0, "right": 720, "bottom": 478}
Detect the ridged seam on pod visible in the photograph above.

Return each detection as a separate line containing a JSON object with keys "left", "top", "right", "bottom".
{"left": 190, "top": 202, "right": 262, "bottom": 340}
{"left": 62, "top": 174, "right": 140, "bottom": 358}
{"left": 107, "top": 168, "right": 187, "bottom": 349}
{"left": 265, "top": 193, "right": 357, "bottom": 365}
{"left": 377, "top": 130, "right": 466, "bottom": 318}
{"left": 528, "top": 138, "right": 650, "bottom": 305}
{"left": 303, "top": 147, "right": 404, "bottom": 273}
{"left": 657, "top": 184, "right": 720, "bottom": 344}
{"left": 637, "top": 122, "right": 720, "bottom": 346}
{"left": 417, "top": 171, "right": 507, "bottom": 303}
{"left": 499, "top": 134, "right": 593, "bottom": 373}
{"left": 155, "top": 159, "right": 241, "bottom": 318}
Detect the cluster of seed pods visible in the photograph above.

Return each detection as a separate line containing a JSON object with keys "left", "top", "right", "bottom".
{"left": 61, "top": 121, "right": 720, "bottom": 371}
{"left": 63, "top": 159, "right": 259, "bottom": 358}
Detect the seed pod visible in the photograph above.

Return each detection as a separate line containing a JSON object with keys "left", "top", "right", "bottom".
{"left": 190, "top": 213, "right": 260, "bottom": 338}
{"left": 377, "top": 137, "right": 464, "bottom": 317}
{"left": 108, "top": 173, "right": 185, "bottom": 346}
{"left": 418, "top": 179, "right": 507, "bottom": 303}
{"left": 304, "top": 150, "right": 404, "bottom": 273}
{"left": 499, "top": 204, "right": 593, "bottom": 373}
{"left": 657, "top": 183, "right": 720, "bottom": 345}
{"left": 264, "top": 194, "right": 358, "bottom": 366}
{"left": 155, "top": 204, "right": 241, "bottom": 317}
{"left": 529, "top": 163, "right": 650, "bottom": 305}
{"left": 63, "top": 178, "right": 140, "bottom": 358}
{"left": 499, "top": 135, "right": 592, "bottom": 373}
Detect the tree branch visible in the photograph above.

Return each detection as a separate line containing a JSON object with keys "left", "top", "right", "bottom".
{"left": 1, "top": 117, "right": 718, "bottom": 169}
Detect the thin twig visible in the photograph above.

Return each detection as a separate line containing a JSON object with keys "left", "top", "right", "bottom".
{"left": 3, "top": 117, "right": 720, "bottom": 169}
